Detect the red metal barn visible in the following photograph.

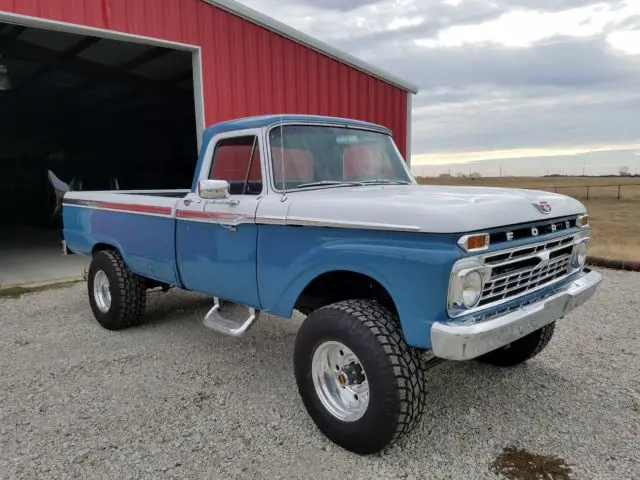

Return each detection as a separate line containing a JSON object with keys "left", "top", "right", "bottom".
{"left": 0, "top": 0, "right": 418, "bottom": 160}
{"left": 0, "top": 0, "right": 418, "bottom": 286}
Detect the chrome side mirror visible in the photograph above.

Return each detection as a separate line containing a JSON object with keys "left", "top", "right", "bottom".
{"left": 198, "top": 179, "right": 230, "bottom": 200}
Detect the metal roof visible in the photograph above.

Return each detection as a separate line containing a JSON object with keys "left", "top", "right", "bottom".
{"left": 202, "top": 0, "right": 420, "bottom": 94}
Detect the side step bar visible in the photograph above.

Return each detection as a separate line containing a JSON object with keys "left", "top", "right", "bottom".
{"left": 203, "top": 297, "right": 259, "bottom": 337}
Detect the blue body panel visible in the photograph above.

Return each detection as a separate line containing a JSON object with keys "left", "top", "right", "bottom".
{"left": 175, "top": 220, "right": 261, "bottom": 307}
{"left": 63, "top": 207, "right": 179, "bottom": 285}
{"left": 190, "top": 114, "right": 391, "bottom": 192}
{"left": 256, "top": 225, "right": 463, "bottom": 348}
{"left": 63, "top": 201, "right": 583, "bottom": 349}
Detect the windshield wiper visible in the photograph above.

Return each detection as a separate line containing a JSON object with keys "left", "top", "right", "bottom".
{"left": 294, "top": 180, "right": 365, "bottom": 189}
{"left": 293, "top": 179, "right": 410, "bottom": 189}
{"left": 360, "top": 179, "right": 411, "bottom": 185}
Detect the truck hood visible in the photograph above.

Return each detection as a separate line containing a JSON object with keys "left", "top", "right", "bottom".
{"left": 283, "top": 184, "right": 586, "bottom": 234}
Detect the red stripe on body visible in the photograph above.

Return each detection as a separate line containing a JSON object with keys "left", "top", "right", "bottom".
{"left": 176, "top": 210, "right": 243, "bottom": 221}
{"left": 93, "top": 201, "right": 173, "bottom": 216}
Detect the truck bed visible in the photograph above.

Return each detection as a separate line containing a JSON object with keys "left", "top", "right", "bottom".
{"left": 62, "top": 189, "right": 190, "bottom": 286}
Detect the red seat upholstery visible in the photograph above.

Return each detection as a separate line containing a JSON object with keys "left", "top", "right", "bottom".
{"left": 343, "top": 144, "right": 394, "bottom": 179}
{"left": 210, "top": 144, "right": 261, "bottom": 181}
{"left": 271, "top": 147, "right": 314, "bottom": 182}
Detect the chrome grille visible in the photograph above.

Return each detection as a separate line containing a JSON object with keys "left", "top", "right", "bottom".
{"left": 478, "top": 235, "right": 575, "bottom": 307}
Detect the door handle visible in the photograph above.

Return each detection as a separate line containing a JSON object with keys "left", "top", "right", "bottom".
{"left": 208, "top": 198, "right": 239, "bottom": 206}
{"left": 183, "top": 197, "right": 201, "bottom": 206}
{"left": 220, "top": 223, "right": 238, "bottom": 232}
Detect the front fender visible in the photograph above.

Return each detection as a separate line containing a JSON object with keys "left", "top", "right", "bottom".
{"left": 256, "top": 226, "right": 462, "bottom": 348}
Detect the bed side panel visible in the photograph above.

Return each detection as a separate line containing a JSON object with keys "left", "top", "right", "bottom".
{"left": 62, "top": 192, "right": 180, "bottom": 285}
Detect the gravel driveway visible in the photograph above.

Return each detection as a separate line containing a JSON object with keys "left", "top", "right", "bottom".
{"left": 1, "top": 269, "right": 638, "bottom": 480}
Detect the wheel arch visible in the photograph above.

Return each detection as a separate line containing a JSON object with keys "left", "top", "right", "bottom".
{"left": 293, "top": 269, "right": 399, "bottom": 318}
{"left": 91, "top": 242, "right": 119, "bottom": 256}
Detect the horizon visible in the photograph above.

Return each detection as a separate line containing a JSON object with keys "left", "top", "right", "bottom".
{"left": 411, "top": 145, "right": 640, "bottom": 177}
{"left": 408, "top": 145, "right": 640, "bottom": 177}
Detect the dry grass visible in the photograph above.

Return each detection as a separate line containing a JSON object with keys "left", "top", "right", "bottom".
{"left": 583, "top": 201, "right": 639, "bottom": 261}
{"left": 418, "top": 175, "right": 640, "bottom": 202}
{"left": 417, "top": 176, "right": 640, "bottom": 261}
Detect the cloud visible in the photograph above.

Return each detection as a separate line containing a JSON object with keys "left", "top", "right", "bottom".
{"left": 282, "top": 0, "right": 380, "bottom": 11}
{"left": 401, "top": 35, "right": 640, "bottom": 153}
{"left": 616, "top": 13, "right": 640, "bottom": 28}
{"left": 367, "top": 32, "right": 640, "bottom": 162}
{"left": 236, "top": 0, "right": 640, "bottom": 174}
{"left": 412, "top": 143, "right": 640, "bottom": 167}
{"left": 390, "top": 35, "right": 640, "bottom": 90}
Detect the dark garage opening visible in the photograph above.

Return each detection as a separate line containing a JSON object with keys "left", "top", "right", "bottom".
{"left": 0, "top": 22, "right": 199, "bottom": 288}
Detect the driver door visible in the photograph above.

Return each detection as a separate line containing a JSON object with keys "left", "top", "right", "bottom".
{"left": 175, "top": 129, "right": 264, "bottom": 308}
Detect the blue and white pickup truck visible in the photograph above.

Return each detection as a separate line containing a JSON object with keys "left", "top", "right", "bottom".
{"left": 62, "top": 114, "right": 602, "bottom": 455}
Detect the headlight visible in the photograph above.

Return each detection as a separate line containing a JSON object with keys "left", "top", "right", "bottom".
{"left": 461, "top": 271, "right": 483, "bottom": 307}
{"left": 576, "top": 214, "right": 589, "bottom": 228}
{"left": 447, "top": 259, "right": 491, "bottom": 316}
{"left": 573, "top": 240, "right": 589, "bottom": 268}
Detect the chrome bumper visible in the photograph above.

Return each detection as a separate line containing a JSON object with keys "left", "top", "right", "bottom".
{"left": 430, "top": 269, "right": 603, "bottom": 361}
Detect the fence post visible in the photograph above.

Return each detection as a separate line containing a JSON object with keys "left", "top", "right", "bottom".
{"left": 586, "top": 186, "right": 589, "bottom": 200}
{"left": 618, "top": 185, "right": 621, "bottom": 200}
{"left": 554, "top": 187, "right": 558, "bottom": 193}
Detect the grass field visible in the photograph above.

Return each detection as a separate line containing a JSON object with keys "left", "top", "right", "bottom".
{"left": 416, "top": 176, "right": 640, "bottom": 261}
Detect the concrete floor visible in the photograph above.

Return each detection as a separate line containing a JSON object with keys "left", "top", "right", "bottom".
{"left": 0, "top": 227, "right": 88, "bottom": 289}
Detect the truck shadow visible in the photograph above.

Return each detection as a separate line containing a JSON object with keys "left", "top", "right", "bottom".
{"left": 141, "top": 289, "right": 214, "bottom": 325}
{"left": 139, "top": 288, "right": 304, "bottom": 330}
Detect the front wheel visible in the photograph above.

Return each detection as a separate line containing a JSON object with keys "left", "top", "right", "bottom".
{"left": 476, "top": 322, "right": 556, "bottom": 367}
{"left": 293, "top": 299, "right": 426, "bottom": 455}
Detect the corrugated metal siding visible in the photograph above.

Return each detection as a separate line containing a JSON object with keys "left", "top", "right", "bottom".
{"left": 0, "top": 0, "right": 408, "bottom": 157}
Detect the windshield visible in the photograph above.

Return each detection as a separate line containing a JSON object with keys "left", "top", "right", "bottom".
{"left": 268, "top": 124, "right": 414, "bottom": 190}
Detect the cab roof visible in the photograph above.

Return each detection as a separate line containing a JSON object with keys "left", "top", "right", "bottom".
{"left": 203, "top": 114, "right": 392, "bottom": 143}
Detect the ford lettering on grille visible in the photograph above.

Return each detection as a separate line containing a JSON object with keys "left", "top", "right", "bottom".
{"left": 491, "top": 216, "right": 577, "bottom": 245}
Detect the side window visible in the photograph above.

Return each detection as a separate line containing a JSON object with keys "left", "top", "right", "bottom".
{"left": 209, "top": 136, "right": 262, "bottom": 195}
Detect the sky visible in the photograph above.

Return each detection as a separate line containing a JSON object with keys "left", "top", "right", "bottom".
{"left": 235, "top": 0, "right": 640, "bottom": 177}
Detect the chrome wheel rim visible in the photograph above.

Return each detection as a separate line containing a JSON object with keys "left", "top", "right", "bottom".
{"left": 311, "top": 341, "right": 369, "bottom": 422}
{"left": 93, "top": 270, "right": 112, "bottom": 313}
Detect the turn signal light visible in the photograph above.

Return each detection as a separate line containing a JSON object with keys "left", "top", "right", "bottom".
{"left": 576, "top": 214, "right": 589, "bottom": 228}
{"left": 458, "top": 233, "right": 490, "bottom": 252}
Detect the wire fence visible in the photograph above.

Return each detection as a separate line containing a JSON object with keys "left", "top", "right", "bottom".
{"left": 541, "top": 184, "right": 640, "bottom": 201}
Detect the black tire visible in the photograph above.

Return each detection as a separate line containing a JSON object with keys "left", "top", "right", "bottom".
{"left": 476, "top": 322, "right": 555, "bottom": 367}
{"left": 87, "top": 250, "right": 146, "bottom": 330}
{"left": 293, "top": 299, "right": 426, "bottom": 455}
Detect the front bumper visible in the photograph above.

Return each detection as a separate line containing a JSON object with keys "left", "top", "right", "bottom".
{"left": 430, "top": 269, "right": 603, "bottom": 361}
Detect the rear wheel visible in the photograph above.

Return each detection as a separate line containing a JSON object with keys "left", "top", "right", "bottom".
{"left": 476, "top": 322, "right": 555, "bottom": 367}
{"left": 87, "top": 250, "right": 146, "bottom": 330}
{"left": 293, "top": 299, "right": 426, "bottom": 455}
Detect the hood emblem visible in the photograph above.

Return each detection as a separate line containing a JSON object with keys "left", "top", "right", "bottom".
{"left": 532, "top": 201, "right": 552, "bottom": 214}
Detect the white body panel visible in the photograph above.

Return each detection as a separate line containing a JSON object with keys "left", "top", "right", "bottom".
{"left": 63, "top": 183, "right": 585, "bottom": 234}
{"left": 269, "top": 184, "right": 586, "bottom": 234}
